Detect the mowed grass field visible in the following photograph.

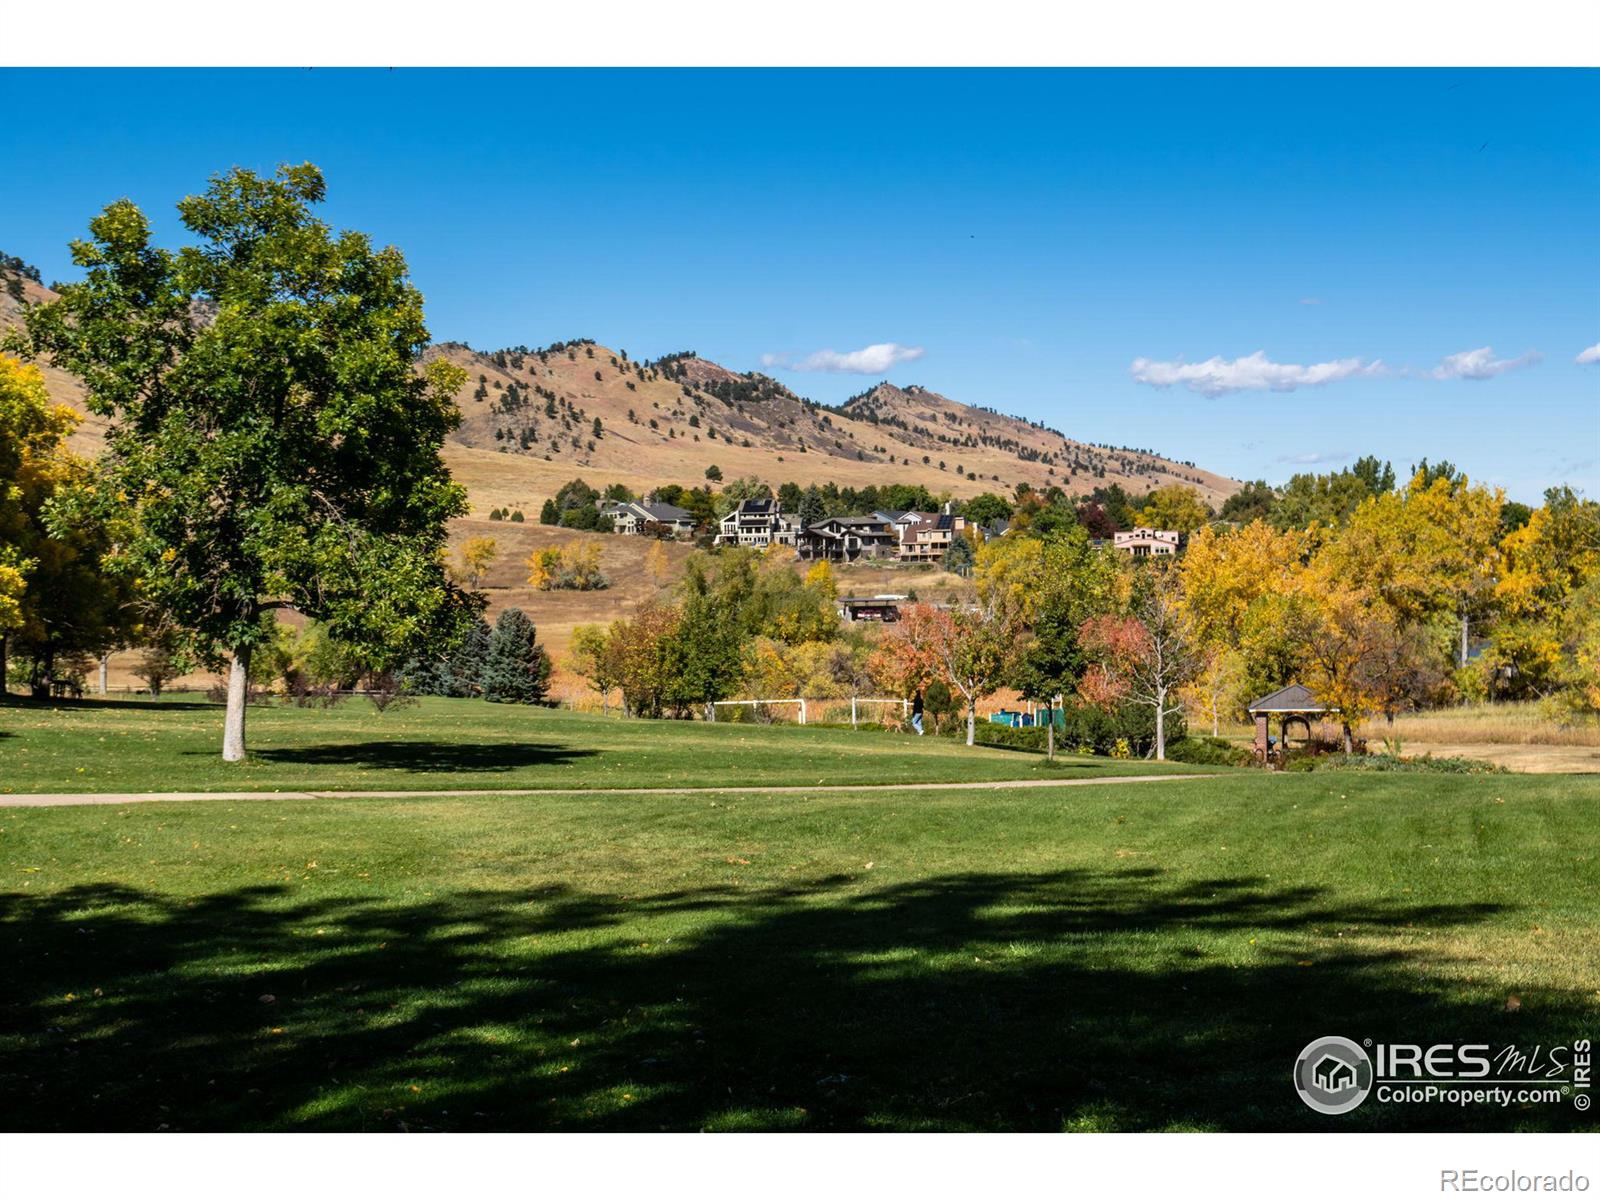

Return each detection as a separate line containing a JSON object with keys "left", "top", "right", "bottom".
{"left": 0, "top": 771, "right": 1596, "bottom": 1132}
{"left": 0, "top": 696, "right": 1196, "bottom": 795}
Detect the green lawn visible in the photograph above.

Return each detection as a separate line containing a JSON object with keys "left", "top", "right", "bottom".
{"left": 1, "top": 765, "right": 1596, "bottom": 1131}
{"left": 0, "top": 695, "right": 1198, "bottom": 794}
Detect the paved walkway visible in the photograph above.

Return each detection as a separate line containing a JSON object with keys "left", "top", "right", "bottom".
{"left": 0, "top": 773, "right": 1209, "bottom": 809}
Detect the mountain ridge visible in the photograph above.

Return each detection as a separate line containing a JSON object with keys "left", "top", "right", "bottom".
{"left": 2, "top": 264, "right": 1240, "bottom": 517}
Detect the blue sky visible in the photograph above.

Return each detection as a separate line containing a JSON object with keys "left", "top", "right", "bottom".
{"left": 2, "top": 68, "right": 1595, "bottom": 502}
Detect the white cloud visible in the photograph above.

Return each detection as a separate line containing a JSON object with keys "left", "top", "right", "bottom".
{"left": 762, "top": 342, "right": 925, "bottom": 374}
{"left": 1129, "top": 351, "right": 1381, "bottom": 397}
{"left": 1428, "top": 346, "right": 1541, "bottom": 380}
{"left": 1298, "top": 297, "right": 1323, "bottom": 306}
{"left": 1576, "top": 342, "right": 1600, "bottom": 365}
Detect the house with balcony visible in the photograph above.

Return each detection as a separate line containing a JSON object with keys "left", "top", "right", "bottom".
{"left": 898, "top": 511, "right": 969, "bottom": 563}
{"left": 795, "top": 515, "right": 899, "bottom": 562}
{"left": 715, "top": 498, "right": 800, "bottom": 548}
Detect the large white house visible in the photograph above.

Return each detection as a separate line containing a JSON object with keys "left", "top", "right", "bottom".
{"left": 715, "top": 499, "right": 800, "bottom": 548}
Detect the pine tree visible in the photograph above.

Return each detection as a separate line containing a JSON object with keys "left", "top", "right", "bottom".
{"left": 540, "top": 498, "right": 560, "bottom": 525}
{"left": 481, "top": 608, "right": 551, "bottom": 704}
{"left": 445, "top": 615, "right": 493, "bottom": 697}
{"left": 798, "top": 485, "right": 825, "bottom": 528}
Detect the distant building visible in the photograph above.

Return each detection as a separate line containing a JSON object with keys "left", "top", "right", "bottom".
{"left": 795, "top": 515, "right": 899, "bottom": 562}
{"left": 1112, "top": 527, "right": 1181, "bottom": 557}
{"left": 837, "top": 595, "right": 906, "bottom": 622}
{"left": 715, "top": 499, "right": 799, "bottom": 548}
{"left": 600, "top": 500, "right": 697, "bottom": 537}
{"left": 899, "top": 511, "right": 969, "bottom": 563}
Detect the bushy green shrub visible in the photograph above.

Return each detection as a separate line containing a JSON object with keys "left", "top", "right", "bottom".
{"left": 933, "top": 702, "right": 1184, "bottom": 758}
{"left": 1296, "top": 753, "right": 1507, "bottom": 775}
{"left": 1165, "top": 736, "right": 1253, "bottom": 767}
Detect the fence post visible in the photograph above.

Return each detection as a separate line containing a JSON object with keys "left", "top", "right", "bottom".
{"left": 851, "top": 697, "right": 857, "bottom": 728}
{"left": 800, "top": 698, "right": 807, "bottom": 725}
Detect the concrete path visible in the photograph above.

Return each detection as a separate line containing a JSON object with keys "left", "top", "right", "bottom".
{"left": 0, "top": 774, "right": 1209, "bottom": 809}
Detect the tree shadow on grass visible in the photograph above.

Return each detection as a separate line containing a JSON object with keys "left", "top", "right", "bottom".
{"left": 246, "top": 741, "right": 600, "bottom": 774}
{"left": 0, "top": 870, "right": 1589, "bottom": 1133}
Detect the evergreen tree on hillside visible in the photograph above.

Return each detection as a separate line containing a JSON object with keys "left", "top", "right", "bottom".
{"left": 482, "top": 608, "right": 551, "bottom": 704}
{"left": 798, "top": 485, "right": 825, "bottom": 528}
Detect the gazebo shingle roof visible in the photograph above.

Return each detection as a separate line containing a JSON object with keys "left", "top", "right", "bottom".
{"left": 1247, "top": 684, "right": 1332, "bottom": 713}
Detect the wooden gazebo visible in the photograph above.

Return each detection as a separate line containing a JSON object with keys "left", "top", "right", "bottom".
{"left": 1247, "top": 684, "right": 1335, "bottom": 767}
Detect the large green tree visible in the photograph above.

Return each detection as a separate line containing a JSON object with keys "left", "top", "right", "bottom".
{"left": 17, "top": 164, "right": 474, "bottom": 759}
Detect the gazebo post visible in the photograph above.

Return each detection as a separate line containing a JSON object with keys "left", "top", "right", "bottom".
{"left": 1254, "top": 713, "right": 1270, "bottom": 762}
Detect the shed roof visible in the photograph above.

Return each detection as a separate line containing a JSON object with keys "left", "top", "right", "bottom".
{"left": 1247, "top": 684, "right": 1334, "bottom": 713}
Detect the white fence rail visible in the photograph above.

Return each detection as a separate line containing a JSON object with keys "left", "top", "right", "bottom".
{"left": 709, "top": 698, "right": 808, "bottom": 724}
{"left": 707, "top": 697, "right": 912, "bottom": 727}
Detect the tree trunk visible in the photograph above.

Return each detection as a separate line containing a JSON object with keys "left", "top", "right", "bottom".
{"left": 0, "top": 634, "right": 6, "bottom": 698}
{"left": 1459, "top": 610, "right": 1469, "bottom": 671}
{"left": 966, "top": 699, "right": 976, "bottom": 747}
{"left": 1154, "top": 702, "right": 1166, "bottom": 761}
{"left": 1046, "top": 706, "right": 1055, "bottom": 761}
{"left": 30, "top": 643, "right": 53, "bottom": 700}
{"left": 1212, "top": 702, "right": 1219, "bottom": 738}
{"left": 223, "top": 647, "right": 251, "bottom": 762}
{"left": 1341, "top": 721, "right": 1354, "bottom": 755}
{"left": 98, "top": 653, "right": 109, "bottom": 696}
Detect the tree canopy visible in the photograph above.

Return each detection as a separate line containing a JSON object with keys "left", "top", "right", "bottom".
{"left": 15, "top": 164, "right": 475, "bottom": 756}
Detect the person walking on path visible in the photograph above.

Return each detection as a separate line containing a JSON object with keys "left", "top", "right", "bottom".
{"left": 911, "top": 691, "right": 925, "bottom": 736}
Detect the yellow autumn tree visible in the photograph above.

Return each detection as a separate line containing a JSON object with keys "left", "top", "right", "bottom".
{"left": 1486, "top": 487, "right": 1600, "bottom": 700}
{"left": 803, "top": 558, "right": 837, "bottom": 601}
{"left": 457, "top": 536, "right": 498, "bottom": 589}
{"left": 1287, "top": 577, "right": 1391, "bottom": 753}
{"left": 1178, "top": 520, "right": 1307, "bottom": 650}
{"left": 1134, "top": 484, "right": 1213, "bottom": 533}
{"left": 974, "top": 532, "right": 1046, "bottom": 621}
{"left": 644, "top": 539, "right": 672, "bottom": 586}
{"left": 1313, "top": 470, "right": 1502, "bottom": 668}
{"left": 527, "top": 538, "right": 607, "bottom": 591}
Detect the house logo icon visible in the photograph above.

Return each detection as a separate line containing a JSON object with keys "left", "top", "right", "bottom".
{"left": 1294, "top": 1036, "right": 1374, "bottom": 1114}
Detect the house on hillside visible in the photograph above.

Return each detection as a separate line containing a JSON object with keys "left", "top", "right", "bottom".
{"left": 898, "top": 511, "right": 970, "bottom": 563}
{"left": 715, "top": 499, "right": 800, "bottom": 549}
{"left": 600, "top": 499, "right": 697, "bottom": 538}
{"left": 795, "top": 515, "right": 899, "bottom": 562}
{"left": 1112, "top": 527, "right": 1181, "bottom": 557}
